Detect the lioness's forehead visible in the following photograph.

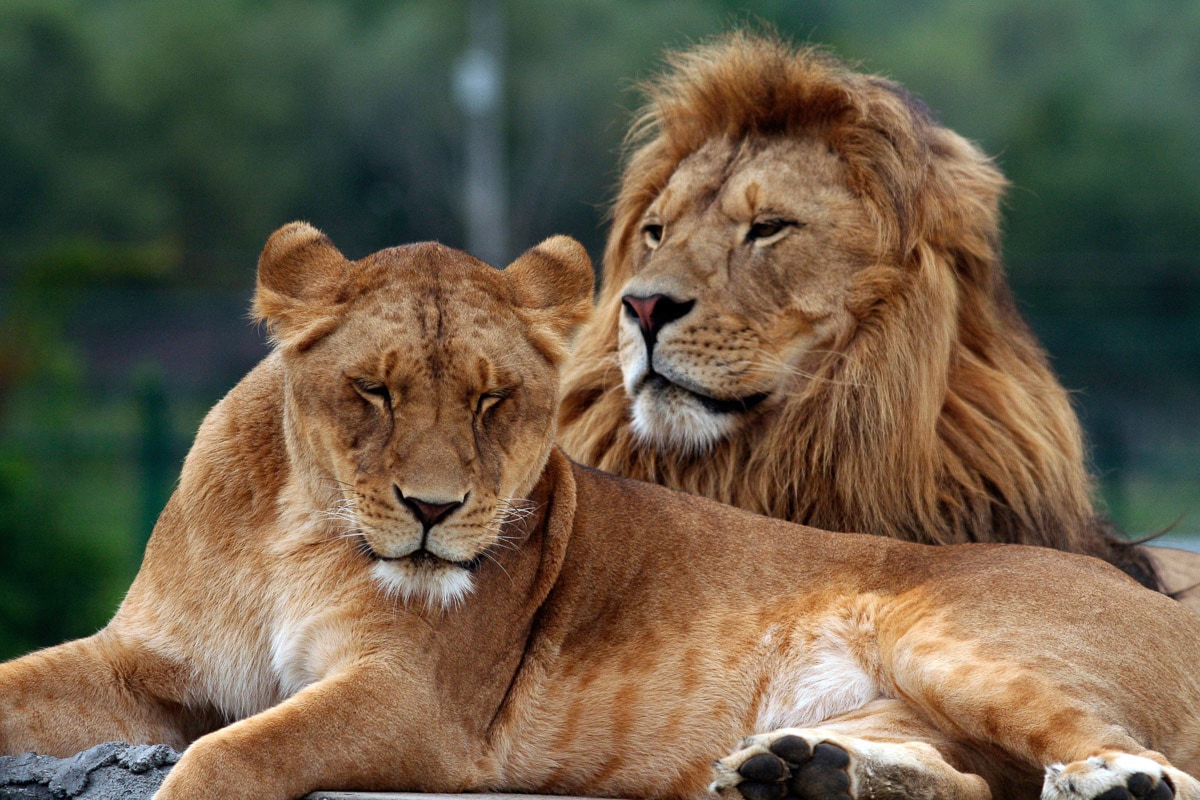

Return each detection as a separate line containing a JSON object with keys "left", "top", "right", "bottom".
{"left": 330, "top": 275, "right": 533, "bottom": 388}
{"left": 355, "top": 280, "right": 511, "bottom": 334}
{"left": 296, "top": 241, "right": 550, "bottom": 389}
{"left": 348, "top": 243, "right": 516, "bottom": 325}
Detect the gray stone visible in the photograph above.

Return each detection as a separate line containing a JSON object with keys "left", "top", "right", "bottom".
{"left": 3, "top": 747, "right": 603, "bottom": 800}
{"left": 0, "top": 742, "right": 178, "bottom": 800}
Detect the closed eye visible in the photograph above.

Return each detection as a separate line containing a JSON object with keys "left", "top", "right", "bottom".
{"left": 476, "top": 390, "right": 509, "bottom": 417}
{"left": 353, "top": 379, "right": 391, "bottom": 408}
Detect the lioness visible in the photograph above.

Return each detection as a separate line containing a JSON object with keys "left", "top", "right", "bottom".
{"left": 1, "top": 223, "right": 1198, "bottom": 800}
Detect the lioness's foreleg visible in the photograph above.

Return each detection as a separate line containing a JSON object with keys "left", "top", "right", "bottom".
{"left": 152, "top": 660, "right": 479, "bottom": 800}
{"left": 0, "top": 633, "right": 197, "bottom": 755}
{"left": 1042, "top": 752, "right": 1199, "bottom": 800}
{"left": 711, "top": 700, "right": 998, "bottom": 800}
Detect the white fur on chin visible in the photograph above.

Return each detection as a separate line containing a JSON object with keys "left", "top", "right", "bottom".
{"left": 629, "top": 387, "right": 734, "bottom": 457}
{"left": 370, "top": 559, "right": 475, "bottom": 611}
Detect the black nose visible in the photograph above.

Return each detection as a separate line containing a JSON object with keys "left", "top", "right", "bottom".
{"left": 621, "top": 294, "right": 695, "bottom": 341}
{"left": 395, "top": 488, "right": 465, "bottom": 530}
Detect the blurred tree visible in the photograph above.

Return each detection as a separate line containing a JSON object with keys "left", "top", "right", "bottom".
{"left": 2, "top": 0, "right": 1198, "bottom": 272}
{"left": 0, "top": 243, "right": 156, "bottom": 658}
{"left": 0, "top": 0, "right": 1198, "bottom": 655}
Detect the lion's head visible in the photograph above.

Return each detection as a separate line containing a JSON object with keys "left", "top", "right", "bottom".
{"left": 558, "top": 32, "right": 1158, "bottom": 587}
{"left": 614, "top": 131, "right": 880, "bottom": 454}
{"left": 254, "top": 223, "right": 593, "bottom": 607}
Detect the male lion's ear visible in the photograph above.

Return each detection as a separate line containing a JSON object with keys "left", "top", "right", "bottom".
{"left": 505, "top": 235, "right": 594, "bottom": 342}
{"left": 253, "top": 221, "right": 349, "bottom": 349}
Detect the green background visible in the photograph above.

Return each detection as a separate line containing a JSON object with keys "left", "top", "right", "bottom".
{"left": 2, "top": 0, "right": 1199, "bottom": 659}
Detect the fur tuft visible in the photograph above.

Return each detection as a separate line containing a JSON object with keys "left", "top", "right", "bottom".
{"left": 370, "top": 560, "right": 475, "bottom": 612}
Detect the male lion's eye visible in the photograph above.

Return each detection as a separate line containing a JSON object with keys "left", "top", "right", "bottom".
{"left": 745, "top": 218, "right": 799, "bottom": 245}
{"left": 353, "top": 379, "right": 391, "bottom": 408}
{"left": 642, "top": 223, "right": 664, "bottom": 249}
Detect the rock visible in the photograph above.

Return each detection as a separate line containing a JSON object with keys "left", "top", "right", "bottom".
{"left": 0, "top": 742, "right": 179, "bottom": 800}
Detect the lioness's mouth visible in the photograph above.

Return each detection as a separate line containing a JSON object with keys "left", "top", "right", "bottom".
{"left": 365, "top": 544, "right": 484, "bottom": 572}
{"left": 643, "top": 374, "right": 770, "bottom": 415}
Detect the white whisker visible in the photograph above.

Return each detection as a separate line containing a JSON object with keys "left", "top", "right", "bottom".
{"left": 480, "top": 549, "right": 516, "bottom": 589}
{"left": 748, "top": 348, "right": 864, "bottom": 390}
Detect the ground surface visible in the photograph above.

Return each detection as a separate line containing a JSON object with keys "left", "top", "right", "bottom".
{"left": 0, "top": 742, "right": 177, "bottom": 799}
{"left": 0, "top": 744, "right": 592, "bottom": 800}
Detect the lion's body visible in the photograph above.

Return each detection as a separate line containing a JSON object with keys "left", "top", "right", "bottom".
{"left": 557, "top": 31, "right": 1175, "bottom": 595}
{"left": 2, "top": 226, "right": 1199, "bottom": 800}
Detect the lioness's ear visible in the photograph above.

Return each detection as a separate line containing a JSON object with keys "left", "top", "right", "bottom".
{"left": 253, "top": 221, "right": 349, "bottom": 349}
{"left": 505, "top": 235, "right": 594, "bottom": 342}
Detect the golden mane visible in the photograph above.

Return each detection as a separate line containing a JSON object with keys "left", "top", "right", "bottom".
{"left": 558, "top": 31, "right": 1159, "bottom": 588}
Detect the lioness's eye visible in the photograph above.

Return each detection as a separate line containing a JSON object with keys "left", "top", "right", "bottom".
{"left": 745, "top": 218, "right": 798, "bottom": 244}
{"left": 642, "top": 222, "right": 664, "bottom": 249}
{"left": 476, "top": 391, "right": 508, "bottom": 417}
{"left": 353, "top": 379, "right": 391, "bottom": 408}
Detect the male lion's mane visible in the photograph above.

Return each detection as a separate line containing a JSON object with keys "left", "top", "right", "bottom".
{"left": 558, "top": 31, "right": 1159, "bottom": 588}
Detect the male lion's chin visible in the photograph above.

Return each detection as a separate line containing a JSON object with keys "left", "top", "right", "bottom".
{"left": 370, "top": 559, "right": 476, "bottom": 610}
{"left": 629, "top": 386, "right": 737, "bottom": 457}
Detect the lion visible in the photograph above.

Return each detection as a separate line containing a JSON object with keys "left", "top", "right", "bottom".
{"left": 557, "top": 31, "right": 1200, "bottom": 606}
{"left": 2, "top": 223, "right": 1199, "bottom": 800}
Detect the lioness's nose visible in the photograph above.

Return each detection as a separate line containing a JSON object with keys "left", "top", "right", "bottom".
{"left": 395, "top": 488, "right": 465, "bottom": 530}
{"left": 621, "top": 293, "right": 695, "bottom": 339}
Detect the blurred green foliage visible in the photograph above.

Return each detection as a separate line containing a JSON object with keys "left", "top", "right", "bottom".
{"left": 1, "top": 0, "right": 1199, "bottom": 659}
{"left": 0, "top": 258, "right": 136, "bottom": 655}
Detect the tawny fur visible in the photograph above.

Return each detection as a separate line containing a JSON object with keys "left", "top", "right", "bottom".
{"left": 1, "top": 226, "right": 1198, "bottom": 800}
{"left": 557, "top": 31, "right": 1163, "bottom": 591}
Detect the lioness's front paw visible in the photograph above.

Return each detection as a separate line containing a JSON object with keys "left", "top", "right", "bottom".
{"left": 1043, "top": 753, "right": 1180, "bottom": 800}
{"left": 152, "top": 738, "right": 263, "bottom": 800}
{"left": 712, "top": 730, "right": 852, "bottom": 800}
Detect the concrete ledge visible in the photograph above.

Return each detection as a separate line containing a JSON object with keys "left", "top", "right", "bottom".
{"left": 308, "top": 795, "right": 600, "bottom": 800}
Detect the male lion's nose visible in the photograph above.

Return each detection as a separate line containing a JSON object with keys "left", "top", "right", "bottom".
{"left": 395, "top": 488, "right": 465, "bottom": 530}
{"left": 621, "top": 293, "right": 695, "bottom": 341}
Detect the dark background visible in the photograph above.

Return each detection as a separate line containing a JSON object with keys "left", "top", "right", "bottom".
{"left": 2, "top": 0, "right": 1198, "bottom": 658}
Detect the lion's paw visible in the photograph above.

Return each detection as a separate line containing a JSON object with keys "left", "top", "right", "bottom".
{"left": 711, "top": 730, "right": 853, "bottom": 800}
{"left": 1043, "top": 753, "right": 1185, "bottom": 800}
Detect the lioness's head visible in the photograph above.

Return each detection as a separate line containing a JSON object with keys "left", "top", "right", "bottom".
{"left": 254, "top": 223, "right": 592, "bottom": 607}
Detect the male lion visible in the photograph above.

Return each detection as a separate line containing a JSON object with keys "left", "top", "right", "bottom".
{"left": 1, "top": 222, "right": 1199, "bottom": 800}
{"left": 557, "top": 31, "right": 1200, "bottom": 605}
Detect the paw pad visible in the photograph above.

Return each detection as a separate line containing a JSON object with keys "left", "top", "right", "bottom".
{"left": 1091, "top": 773, "right": 1173, "bottom": 800}
{"left": 734, "top": 738, "right": 852, "bottom": 800}
{"left": 1044, "top": 754, "right": 1178, "bottom": 800}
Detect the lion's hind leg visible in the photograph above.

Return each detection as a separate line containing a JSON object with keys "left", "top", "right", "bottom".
{"left": 1042, "top": 752, "right": 1199, "bottom": 800}
{"left": 882, "top": 633, "right": 1200, "bottom": 800}
{"left": 711, "top": 700, "right": 999, "bottom": 800}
